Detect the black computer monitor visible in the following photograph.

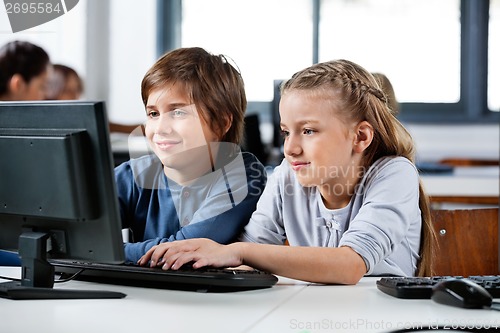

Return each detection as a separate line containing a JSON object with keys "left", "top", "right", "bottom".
{"left": 0, "top": 101, "right": 125, "bottom": 299}
{"left": 272, "top": 79, "right": 284, "bottom": 150}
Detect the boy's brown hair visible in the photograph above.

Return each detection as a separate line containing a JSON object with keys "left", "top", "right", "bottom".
{"left": 141, "top": 47, "right": 246, "bottom": 145}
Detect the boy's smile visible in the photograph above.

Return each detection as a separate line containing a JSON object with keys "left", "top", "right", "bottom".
{"left": 153, "top": 138, "right": 182, "bottom": 151}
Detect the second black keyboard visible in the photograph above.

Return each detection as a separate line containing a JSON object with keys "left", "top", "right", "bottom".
{"left": 376, "top": 275, "right": 500, "bottom": 299}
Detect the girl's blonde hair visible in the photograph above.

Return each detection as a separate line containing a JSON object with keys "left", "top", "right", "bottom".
{"left": 282, "top": 59, "right": 436, "bottom": 276}
{"left": 372, "top": 72, "right": 399, "bottom": 116}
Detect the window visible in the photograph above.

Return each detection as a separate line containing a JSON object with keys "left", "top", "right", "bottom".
{"left": 174, "top": 0, "right": 499, "bottom": 123}
{"left": 181, "top": 0, "right": 312, "bottom": 102}
{"left": 0, "top": 1, "right": 86, "bottom": 76}
{"left": 319, "top": 0, "right": 460, "bottom": 104}
{"left": 0, "top": 1, "right": 157, "bottom": 125}
{"left": 489, "top": 0, "right": 500, "bottom": 112}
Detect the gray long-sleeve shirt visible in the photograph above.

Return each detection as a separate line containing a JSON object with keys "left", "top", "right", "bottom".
{"left": 239, "top": 156, "right": 421, "bottom": 277}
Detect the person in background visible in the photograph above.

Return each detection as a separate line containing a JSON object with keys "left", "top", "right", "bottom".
{"left": 116, "top": 47, "right": 267, "bottom": 263}
{"left": 371, "top": 72, "right": 451, "bottom": 173}
{"left": 139, "top": 59, "right": 436, "bottom": 284}
{"left": 45, "top": 63, "right": 141, "bottom": 134}
{"left": 0, "top": 40, "right": 50, "bottom": 101}
{"left": 372, "top": 72, "right": 399, "bottom": 116}
{"left": 0, "top": 40, "right": 51, "bottom": 266}
{"left": 45, "top": 63, "right": 84, "bottom": 100}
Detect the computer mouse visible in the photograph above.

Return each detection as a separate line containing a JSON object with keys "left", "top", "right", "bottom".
{"left": 431, "top": 278, "right": 492, "bottom": 309}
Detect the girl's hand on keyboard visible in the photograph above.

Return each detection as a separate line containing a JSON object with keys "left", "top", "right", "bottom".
{"left": 137, "top": 238, "right": 243, "bottom": 270}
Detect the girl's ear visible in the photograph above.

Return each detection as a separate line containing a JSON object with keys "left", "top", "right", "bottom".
{"left": 353, "top": 121, "right": 374, "bottom": 154}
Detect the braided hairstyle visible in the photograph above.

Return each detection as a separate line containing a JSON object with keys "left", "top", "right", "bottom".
{"left": 281, "top": 59, "right": 436, "bottom": 276}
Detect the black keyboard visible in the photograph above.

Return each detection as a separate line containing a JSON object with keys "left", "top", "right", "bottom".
{"left": 50, "top": 260, "right": 278, "bottom": 292}
{"left": 376, "top": 275, "right": 500, "bottom": 299}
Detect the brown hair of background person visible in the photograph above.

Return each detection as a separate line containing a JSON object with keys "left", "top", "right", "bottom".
{"left": 0, "top": 40, "right": 50, "bottom": 101}
{"left": 45, "top": 64, "right": 84, "bottom": 100}
{"left": 372, "top": 72, "right": 399, "bottom": 116}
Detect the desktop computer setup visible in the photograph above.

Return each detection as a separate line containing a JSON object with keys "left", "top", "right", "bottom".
{"left": 0, "top": 101, "right": 497, "bottom": 308}
{"left": 0, "top": 101, "right": 278, "bottom": 300}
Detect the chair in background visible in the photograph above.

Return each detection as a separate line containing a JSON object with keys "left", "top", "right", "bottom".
{"left": 430, "top": 208, "right": 499, "bottom": 276}
{"left": 242, "top": 114, "right": 269, "bottom": 165}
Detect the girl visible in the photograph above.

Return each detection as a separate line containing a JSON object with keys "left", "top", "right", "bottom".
{"left": 115, "top": 47, "right": 267, "bottom": 263}
{"left": 138, "top": 59, "right": 435, "bottom": 284}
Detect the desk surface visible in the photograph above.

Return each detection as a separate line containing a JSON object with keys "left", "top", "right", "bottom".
{"left": 420, "top": 166, "right": 499, "bottom": 197}
{"left": 1, "top": 267, "right": 498, "bottom": 333}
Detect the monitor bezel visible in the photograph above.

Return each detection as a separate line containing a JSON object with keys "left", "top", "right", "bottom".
{"left": 0, "top": 101, "right": 124, "bottom": 270}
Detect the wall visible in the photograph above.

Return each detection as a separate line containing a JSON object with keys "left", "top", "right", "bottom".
{"left": 85, "top": 0, "right": 156, "bottom": 126}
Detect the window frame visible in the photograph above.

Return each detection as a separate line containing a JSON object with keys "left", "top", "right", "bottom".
{"left": 157, "top": 0, "right": 499, "bottom": 124}
{"left": 399, "top": 0, "right": 498, "bottom": 124}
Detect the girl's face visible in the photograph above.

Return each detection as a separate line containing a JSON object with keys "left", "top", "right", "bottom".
{"left": 145, "top": 84, "right": 219, "bottom": 182}
{"left": 279, "top": 90, "right": 364, "bottom": 206}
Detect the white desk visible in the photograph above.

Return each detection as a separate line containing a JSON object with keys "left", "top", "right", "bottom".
{"left": 420, "top": 166, "right": 499, "bottom": 207}
{"left": 1, "top": 267, "right": 498, "bottom": 333}
{"left": 421, "top": 166, "right": 499, "bottom": 197}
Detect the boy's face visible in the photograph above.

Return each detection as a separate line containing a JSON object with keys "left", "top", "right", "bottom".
{"left": 145, "top": 84, "right": 219, "bottom": 181}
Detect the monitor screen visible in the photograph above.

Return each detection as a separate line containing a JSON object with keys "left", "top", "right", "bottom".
{"left": 272, "top": 79, "right": 284, "bottom": 150}
{"left": 0, "top": 101, "right": 125, "bottom": 299}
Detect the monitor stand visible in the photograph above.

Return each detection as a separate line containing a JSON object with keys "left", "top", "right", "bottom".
{"left": 0, "top": 231, "right": 126, "bottom": 300}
